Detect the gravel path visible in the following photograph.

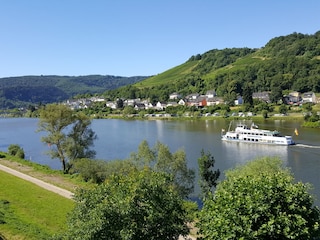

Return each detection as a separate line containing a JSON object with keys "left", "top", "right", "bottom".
{"left": 0, "top": 163, "right": 73, "bottom": 199}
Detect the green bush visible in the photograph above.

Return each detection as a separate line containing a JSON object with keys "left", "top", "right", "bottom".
{"left": 15, "top": 149, "right": 25, "bottom": 159}
{"left": 8, "top": 144, "right": 25, "bottom": 159}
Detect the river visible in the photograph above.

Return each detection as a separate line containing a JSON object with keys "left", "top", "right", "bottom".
{"left": 1, "top": 117, "right": 320, "bottom": 205}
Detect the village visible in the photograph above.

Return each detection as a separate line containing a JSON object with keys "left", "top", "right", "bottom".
{"left": 64, "top": 90, "right": 318, "bottom": 114}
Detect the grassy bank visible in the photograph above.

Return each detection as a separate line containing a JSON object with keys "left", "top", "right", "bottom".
{"left": 0, "top": 170, "right": 74, "bottom": 239}
{"left": 0, "top": 153, "right": 88, "bottom": 239}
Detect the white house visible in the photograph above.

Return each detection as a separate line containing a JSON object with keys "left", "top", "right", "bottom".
{"left": 207, "top": 97, "right": 223, "bottom": 106}
{"left": 90, "top": 97, "right": 105, "bottom": 102}
{"left": 106, "top": 101, "right": 117, "bottom": 109}
{"left": 166, "top": 102, "right": 179, "bottom": 107}
{"left": 134, "top": 103, "right": 146, "bottom": 110}
{"left": 178, "top": 99, "right": 186, "bottom": 105}
{"left": 252, "top": 91, "right": 270, "bottom": 103}
{"left": 302, "top": 92, "right": 316, "bottom": 103}
{"left": 234, "top": 96, "right": 243, "bottom": 105}
{"left": 205, "top": 90, "right": 216, "bottom": 98}
{"left": 169, "top": 92, "right": 182, "bottom": 100}
{"left": 155, "top": 101, "right": 166, "bottom": 110}
{"left": 185, "top": 93, "right": 199, "bottom": 100}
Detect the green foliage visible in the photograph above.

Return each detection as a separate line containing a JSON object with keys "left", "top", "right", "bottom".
{"left": 71, "top": 158, "right": 136, "bottom": 183}
{"left": 302, "top": 102, "right": 314, "bottom": 112}
{"left": 242, "top": 82, "right": 254, "bottom": 106}
{"left": 262, "top": 110, "right": 268, "bottom": 119}
{"left": 8, "top": 144, "right": 25, "bottom": 159}
{"left": 198, "top": 157, "right": 320, "bottom": 240}
{"left": 122, "top": 105, "right": 136, "bottom": 115}
{"left": 129, "top": 140, "right": 195, "bottom": 198}
{"left": 279, "top": 104, "right": 288, "bottom": 114}
{"left": 63, "top": 168, "right": 189, "bottom": 240}
{"left": 304, "top": 112, "right": 320, "bottom": 123}
{"left": 38, "top": 104, "right": 97, "bottom": 173}
{"left": 198, "top": 149, "right": 220, "bottom": 198}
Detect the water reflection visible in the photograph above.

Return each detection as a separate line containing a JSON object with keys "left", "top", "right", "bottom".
{"left": 221, "top": 141, "right": 289, "bottom": 166}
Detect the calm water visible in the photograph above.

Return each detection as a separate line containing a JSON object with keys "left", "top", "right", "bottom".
{"left": 1, "top": 118, "right": 320, "bottom": 205}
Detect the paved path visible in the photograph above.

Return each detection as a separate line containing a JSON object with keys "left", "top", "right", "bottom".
{"left": 0, "top": 163, "right": 73, "bottom": 199}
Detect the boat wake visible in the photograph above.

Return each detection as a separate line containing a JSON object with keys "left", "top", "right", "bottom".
{"left": 294, "top": 143, "right": 320, "bottom": 149}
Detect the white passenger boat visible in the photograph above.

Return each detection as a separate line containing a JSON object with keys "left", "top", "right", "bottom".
{"left": 221, "top": 122, "right": 295, "bottom": 145}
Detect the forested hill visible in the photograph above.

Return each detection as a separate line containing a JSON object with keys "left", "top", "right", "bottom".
{"left": 0, "top": 75, "right": 148, "bottom": 109}
{"left": 107, "top": 31, "right": 320, "bottom": 103}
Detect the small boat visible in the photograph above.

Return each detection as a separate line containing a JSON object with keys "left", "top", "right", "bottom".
{"left": 221, "top": 122, "right": 295, "bottom": 145}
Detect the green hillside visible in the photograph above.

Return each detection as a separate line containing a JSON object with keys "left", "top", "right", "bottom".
{"left": 0, "top": 75, "right": 148, "bottom": 109}
{"left": 106, "top": 31, "right": 320, "bottom": 102}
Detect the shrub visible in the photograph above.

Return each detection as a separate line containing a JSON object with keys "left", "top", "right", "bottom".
{"left": 8, "top": 144, "right": 25, "bottom": 159}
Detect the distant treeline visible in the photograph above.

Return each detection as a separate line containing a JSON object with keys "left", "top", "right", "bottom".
{"left": 0, "top": 75, "right": 148, "bottom": 109}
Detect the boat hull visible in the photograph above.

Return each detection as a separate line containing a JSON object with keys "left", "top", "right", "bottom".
{"left": 221, "top": 136, "right": 295, "bottom": 146}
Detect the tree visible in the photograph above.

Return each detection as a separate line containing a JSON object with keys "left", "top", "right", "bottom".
{"left": 262, "top": 109, "right": 268, "bottom": 119}
{"left": 198, "top": 157, "right": 320, "bottom": 240}
{"left": 116, "top": 98, "right": 123, "bottom": 109}
{"left": 63, "top": 168, "right": 189, "bottom": 240}
{"left": 279, "top": 104, "right": 288, "bottom": 114}
{"left": 198, "top": 149, "right": 220, "bottom": 198}
{"left": 129, "top": 140, "right": 195, "bottom": 198}
{"left": 242, "top": 82, "right": 254, "bottom": 106}
{"left": 8, "top": 144, "right": 25, "bottom": 159}
{"left": 38, "top": 104, "right": 97, "bottom": 173}
{"left": 71, "top": 158, "right": 136, "bottom": 183}
{"left": 270, "top": 82, "right": 283, "bottom": 103}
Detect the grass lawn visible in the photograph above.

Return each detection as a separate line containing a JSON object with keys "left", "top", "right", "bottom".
{"left": 0, "top": 170, "right": 74, "bottom": 239}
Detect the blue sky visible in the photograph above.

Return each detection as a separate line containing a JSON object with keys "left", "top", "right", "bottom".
{"left": 1, "top": 1, "right": 319, "bottom": 77}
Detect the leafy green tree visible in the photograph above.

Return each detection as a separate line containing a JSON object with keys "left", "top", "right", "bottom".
{"left": 198, "top": 157, "right": 320, "bottom": 240}
{"left": 8, "top": 144, "right": 25, "bottom": 159}
{"left": 279, "top": 104, "right": 288, "bottom": 114}
{"left": 262, "top": 109, "right": 268, "bottom": 119}
{"left": 198, "top": 149, "right": 220, "bottom": 198}
{"left": 242, "top": 82, "right": 254, "bottom": 106}
{"left": 302, "top": 102, "right": 313, "bottom": 112}
{"left": 116, "top": 98, "right": 124, "bottom": 109}
{"left": 38, "top": 104, "right": 97, "bottom": 173}
{"left": 122, "top": 105, "right": 136, "bottom": 115}
{"left": 71, "top": 158, "right": 135, "bottom": 183}
{"left": 129, "top": 140, "right": 195, "bottom": 198}
{"left": 64, "top": 168, "right": 189, "bottom": 240}
{"left": 270, "top": 83, "right": 283, "bottom": 103}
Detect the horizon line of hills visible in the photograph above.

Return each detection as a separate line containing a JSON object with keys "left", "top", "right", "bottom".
{"left": 1, "top": 30, "right": 320, "bottom": 109}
